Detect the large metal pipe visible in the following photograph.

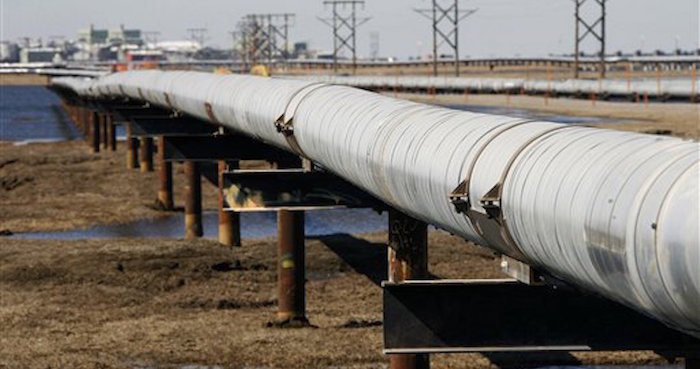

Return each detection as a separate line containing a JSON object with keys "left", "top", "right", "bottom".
{"left": 288, "top": 75, "right": 700, "bottom": 100}
{"left": 52, "top": 71, "right": 700, "bottom": 337}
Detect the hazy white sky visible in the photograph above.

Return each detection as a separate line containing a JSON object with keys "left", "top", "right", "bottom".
{"left": 1, "top": 0, "right": 698, "bottom": 59}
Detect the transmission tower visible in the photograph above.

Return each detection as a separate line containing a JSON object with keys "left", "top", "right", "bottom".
{"left": 415, "top": 0, "right": 477, "bottom": 77}
{"left": 318, "top": 0, "right": 371, "bottom": 74}
{"left": 187, "top": 27, "right": 209, "bottom": 48}
{"left": 573, "top": 0, "right": 607, "bottom": 78}
{"left": 240, "top": 14, "right": 295, "bottom": 69}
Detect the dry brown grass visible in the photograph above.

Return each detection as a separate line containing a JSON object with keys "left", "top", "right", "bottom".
{"left": 0, "top": 140, "right": 219, "bottom": 233}
{"left": 0, "top": 233, "right": 670, "bottom": 369}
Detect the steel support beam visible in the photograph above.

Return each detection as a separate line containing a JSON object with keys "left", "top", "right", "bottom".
{"left": 276, "top": 209, "right": 306, "bottom": 321}
{"left": 139, "top": 136, "right": 154, "bottom": 172}
{"left": 157, "top": 136, "right": 174, "bottom": 210}
{"left": 387, "top": 209, "right": 429, "bottom": 369}
{"left": 222, "top": 168, "right": 383, "bottom": 211}
{"left": 218, "top": 160, "right": 241, "bottom": 246}
{"left": 128, "top": 116, "right": 218, "bottom": 137}
{"left": 162, "top": 135, "right": 298, "bottom": 163}
{"left": 184, "top": 161, "right": 203, "bottom": 240}
{"left": 383, "top": 280, "right": 700, "bottom": 354}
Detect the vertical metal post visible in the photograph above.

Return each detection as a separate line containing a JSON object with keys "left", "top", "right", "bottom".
{"left": 184, "top": 161, "right": 203, "bottom": 240}
{"left": 90, "top": 111, "right": 100, "bottom": 154}
{"left": 454, "top": 0, "right": 459, "bottom": 77}
{"left": 139, "top": 136, "right": 154, "bottom": 172}
{"left": 157, "top": 136, "right": 174, "bottom": 210}
{"left": 600, "top": 0, "right": 606, "bottom": 79}
{"left": 284, "top": 14, "right": 290, "bottom": 68}
{"left": 277, "top": 209, "right": 305, "bottom": 321}
{"left": 218, "top": 160, "right": 241, "bottom": 247}
{"left": 574, "top": 0, "right": 580, "bottom": 78}
{"left": 432, "top": 0, "right": 438, "bottom": 77}
{"left": 267, "top": 14, "right": 274, "bottom": 69}
{"left": 387, "top": 209, "right": 429, "bottom": 369}
{"left": 107, "top": 115, "right": 117, "bottom": 151}
{"left": 352, "top": 1, "right": 359, "bottom": 75}
{"left": 332, "top": 3, "right": 339, "bottom": 74}
{"left": 125, "top": 123, "right": 138, "bottom": 169}
{"left": 100, "top": 113, "right": 108, "bottom": 150}
{"left": 691, "top": 64, "right": 697, "bottom": 102}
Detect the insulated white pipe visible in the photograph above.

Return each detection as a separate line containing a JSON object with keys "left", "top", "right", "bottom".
{"left": 52, "top": 71, "right": 700, "bottom": 337}
{"left": 289, "top": 75, "right": 700, "bottom": 99}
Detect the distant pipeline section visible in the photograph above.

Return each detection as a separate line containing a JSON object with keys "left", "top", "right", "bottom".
{"left": 291, "top": 75, "right": 700, "bottom": 102}
{"left": 52, "top": 71, "right": 699, "bottom": 338}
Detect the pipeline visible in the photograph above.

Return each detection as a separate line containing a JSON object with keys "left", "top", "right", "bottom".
{"left": 52, "top": 71, "right": 699, "bottom": 337}
{"left": 290, "top": 75, "right": 700, "bottom": 100}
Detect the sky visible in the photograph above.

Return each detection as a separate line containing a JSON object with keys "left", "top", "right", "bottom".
{"left": 1, "top": 0, "right": 698, "bottom": 59}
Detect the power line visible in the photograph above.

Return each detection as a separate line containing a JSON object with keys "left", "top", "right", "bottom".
{"left": 414, "top": 0, "right": 478, "bottom": 77}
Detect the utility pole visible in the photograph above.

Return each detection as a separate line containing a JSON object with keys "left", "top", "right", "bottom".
{"left": 573, "top": 0, "right": 607, "bottom": 79}
{"left": 318, "top": 0, "right": 371, "bottom": 75}
{"left": 414, "top": 0, "right": 478, "bottom": 77}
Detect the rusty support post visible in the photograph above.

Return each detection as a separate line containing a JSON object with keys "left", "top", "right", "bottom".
{"left": 125, "top": 123, "right": 138, "bottom": 169}
{"left": 184, "top": 161, "right": 203, "bottom": 240}
{"left": 218, "top": 160, "right": 241, "bottom": 247}
{"left": 90, "top": 110, "right": 100, "bottom": 153}
{"left": 139, "top": 136, "right": 154, "bottom": 172}
{"left": 277, "top": 210, "right": 305, "bottom": 321}
{"left": 156, "top": 136, "right": 174, "bottom": 210}
{"left": 100, "top": 114, "right": 108, "bottom": 150}
{"left": 107, "top": 115, "right": 117, "bottom": 151}
{"left": 387, "top": 209, "right": 429, "bottom": 369}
